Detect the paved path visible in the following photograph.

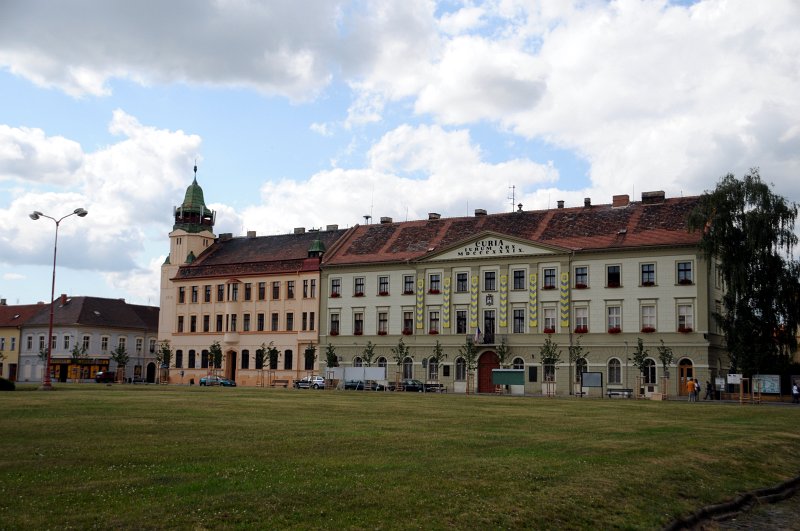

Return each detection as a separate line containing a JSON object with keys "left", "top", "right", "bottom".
{"left": 695, "top": 492, "right": 800, "bottom": 530}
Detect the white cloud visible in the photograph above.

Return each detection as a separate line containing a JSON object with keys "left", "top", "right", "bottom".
{"left": 2, "top": 273, "right": 25, "bottom": 281}
{"left": 0, "top": 125, "right": 84, "bottom": 184}
{"left": 310, "top": 122, "right": 334, "bottom": 137}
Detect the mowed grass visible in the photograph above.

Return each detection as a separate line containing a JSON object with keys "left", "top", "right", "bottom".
{"left": 1, "top": 386, "right": 798, "bottom": 530}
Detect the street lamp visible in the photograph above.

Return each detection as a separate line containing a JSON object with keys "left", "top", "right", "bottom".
{"left": 29, "top": 208, "right": 88, "bottom": 390}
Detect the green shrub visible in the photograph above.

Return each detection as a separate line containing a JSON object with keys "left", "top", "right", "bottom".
{"left": 0, "top": 378, "right": 15, "bottom": 391}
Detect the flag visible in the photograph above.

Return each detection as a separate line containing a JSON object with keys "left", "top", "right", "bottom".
{"left": 474, "top": 326, "right": 481, "bottom": 343}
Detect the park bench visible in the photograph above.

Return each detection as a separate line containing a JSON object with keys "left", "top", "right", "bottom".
{"left": 606, "top": 388, "right": 633, "bottom": 398}
{"left": 270, "top": 379, "right": 289, "bottom": 388}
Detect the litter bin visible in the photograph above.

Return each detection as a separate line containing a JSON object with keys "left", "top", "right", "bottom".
{"left": 189, "top": 378, "right": 195, "bottom": 386}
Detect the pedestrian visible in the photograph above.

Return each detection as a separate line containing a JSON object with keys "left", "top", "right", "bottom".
{"left": 694, "top": 379, "right": 701, "bottom": 402}
{"left": 686, "top": 377, "right": 696, "bottom": 402}
{"left": 792, "top": 381, "right": 799, "bottom": 404}
{"left": 704, "top": 379, "right": 714, "bottom": 400}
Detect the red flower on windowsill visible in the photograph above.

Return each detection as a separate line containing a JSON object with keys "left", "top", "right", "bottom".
{"left": 542, "top": 285, "right": 556, "bottom": 290}
{"left": 428, "top": 289, "right": 441, "bottom": 294}
{"left": 543, "top": 327, "right": 556, "bottom": 334}
{"left": 642, "top": 281, "right": 655, "bottom": 287}
{"left": 402, "top": 328, "right": 412, "bottom": 335}
{"left": 354, "top": 331, "right": 363, "bottom": 336}
{"left": 608, "top": 327, "right": 622, "bottom": 334}
{"left": 403, "top": 290, "right": 415, "bottom": 295}
{"left": 641, "top": 326, "right": 656, "bottom": 333}
{"left": 330, "top": 292, "right": 341, "bottom": 298}
{"left": 429, "top": 329, "right": 439, "bottom": 335}
{"left": 377, "top": 331, "right": 387, "bottom": 335}
{"left": 330, "top": 331, "right": 339, "bottom": 336}
{"left": 678, "top": 326, "right": 693, "bottom": 333}
{"left": 575, "top": 283, "right": 588, "bottom": 289}
{"left": 574, "top": 326, "right": 588, "bottom": 334}
{"left": 678, "top": 279, "right": 693, "bottom": 285}
{"left": 378, "top": 291, "right": 389, "bottom": 296}
{"left": 607, "top": 282, "right": 620, "bottom": 288}
{"left": 354, "top": 292, "right": 365, "bottom": 297}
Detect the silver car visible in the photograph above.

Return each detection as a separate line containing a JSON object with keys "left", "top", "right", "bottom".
{"left": 294, "top": 376, "right": 326, "bottom": 389}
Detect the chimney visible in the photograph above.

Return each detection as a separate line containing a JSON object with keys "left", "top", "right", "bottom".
{"left": 557, "top": 200, "right": 565, "bottom": 209}
{"left": 219, "top": 233, "right": 233, "bottom": 241}
{"left": 474, "top": 209, "right": 487, "bottom": 216}
{"left": 641, "top": 191, "right": 666, "bottom": 205}
{"left": 584, "top": 198, "right": 591, "bottom": 207}
{"left": 0, "top": 298, "right": 6, "bottom": 305}
{"left": 380, "top": 217, "right": 393, "bottom": 224}
{"left": 326, "top": 224, "right": 339, "bottom": 231}
{"left": 60, "top": 294, "right": 67, "bottom": 305}
{"left": 294, "top": 227, "right": 305, "bottom": 234}
{"left": 247, "top": 230, "right": 256, "bottom": 238}
{"left": 612, "top": 194, "right": 630, "bottom": 207}
{"left": 428, "top": 213, "right": 441, "bottom": 220}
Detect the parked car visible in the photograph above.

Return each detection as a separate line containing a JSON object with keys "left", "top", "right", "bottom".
{"left": 294, "top": 376, "right": 326, "bottom": 389}
{"left": 94, "top": 371, "right": 115, "bottom": 383}
{"left": 389, "top": 379, "right": 425, "bottom": 392}
{"left": 199, "top": 375, "right": 237, "bottom": 387}
{"left": 344, "top": 379, "right": 386, "bottom": 391}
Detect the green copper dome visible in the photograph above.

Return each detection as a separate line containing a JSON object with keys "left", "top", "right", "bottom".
{"left": 173, "top": 166, "right": 216, "bottom": 233}
{"left": 181, "top": 177, "right": 208, "bottom": 212}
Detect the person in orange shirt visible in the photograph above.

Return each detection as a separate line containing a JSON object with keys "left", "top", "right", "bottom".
{"left": 686, "top": 378, "right": 696, "bottom": 402}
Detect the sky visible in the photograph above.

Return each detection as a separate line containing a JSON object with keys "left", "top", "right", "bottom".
{"left": 1, "top": 0, "right": 799, "bottom": 307}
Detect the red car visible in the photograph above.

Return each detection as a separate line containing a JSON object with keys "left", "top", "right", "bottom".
{"left": 95, "top": 371, "right": 116, "bottom": 383}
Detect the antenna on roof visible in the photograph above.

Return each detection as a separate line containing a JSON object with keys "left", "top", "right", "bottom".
{"left": 363, "top": 215, "right": 372, "bottom": 224}
{"left": 508, "top": 184, "right": 516, "bottom": 212}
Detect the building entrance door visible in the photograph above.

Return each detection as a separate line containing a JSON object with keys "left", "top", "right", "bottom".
{"left": 678, "top": 359, "right": 694, "bottom": 396}
{"left": 227, "top": 351, "right": 237, "bottom": 381}
{"left": 478, "top": 351, "right": 499, "bottom": 393}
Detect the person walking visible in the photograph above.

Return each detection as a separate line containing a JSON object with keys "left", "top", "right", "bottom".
{"left": 694, "top": 379, "right": 701, "bottom": 402}
{"left": 704, "top": 379, "right": 714, "bottom": 400}
{"left": 686, "top": 377, "right": 696, "bottom": 402}
{"left": 792, "top": 381, "right": 799, "bottom": 404}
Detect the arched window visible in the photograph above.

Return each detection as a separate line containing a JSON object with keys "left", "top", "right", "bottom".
{"left": 608, "top": 358, "right": 621, "bottom": 385}
{"left": 455, "top": 357, "right": 466, "bottom": 381}
{"left": 428, "top": 358, "right": 438, "bottom": 381}
{"left": 175, "top": 350, "right": 183, "bottom": 369}
{"left": 241, "top": 349, "right": 249, "bottom": 370}
{"left": 201, "top": 349, "right": 209, "bottom": 369}
{"left": 188, "top": 349, "right": 196, "bottom": 369}
{"left": 353, "top": 356, "right": 363, "bottom": 368}
{"left": 284, "top": 350, "right": 293, "bottom": 370}
{"left": 575, "top": 358, "right": 587, "bottom": 382}
{"left": 377, "top": 357, "right": 387, "bottom": 368}
{"left": 403, "top": 357, "right": 413, "bottom": 379}
{"left": 512, "top": 357, "right": 525, "bottom": 370}
{"left": 643, "top": 359, "right": 656, "bottom": 384}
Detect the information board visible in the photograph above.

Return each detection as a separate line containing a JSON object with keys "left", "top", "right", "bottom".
{"left": 492, "top": 369, "right": 525, "bottom": 386}
{"left": 581, "top": 372, "right": 603, "bottom": 388}
{"left": 754, "top": 374, "right": 780, "bottom": 394}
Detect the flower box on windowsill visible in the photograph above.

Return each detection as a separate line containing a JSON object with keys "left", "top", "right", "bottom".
{"left": 574, "top": 326, "right": 588, "bottom": 334}
{"left": 641, "top": 326, "right": 656, "bottom": 333}
{"left": 542, "top": 285, "right": 556, "bottom": 290}
{"left": 354, "top": 292, "right": 365, "bottom": 297}
{"left": 402, "top": 329, "right": 412, "bottom": 336}
{"left": 641, "top": 281, "right": 655, "bottom": 287}
{"left": 607, "top": 282, "right": 620, "bottom": 288}
{"left": 330, "top": 331, "right": 339, "bottom": 336}
{"left": 678, "top": 279, "right": 693, "bottom": 286}
{"left": 543, "top": 328, "right": 556, "bottom": 334}
{"left": 330, "top": 293, "right": 341, "bottom": 298}
{"left": 574, "top": 283, "right": 588, "bottom": 289}
{"left": 428, "top": 289, "right": 441, "bottom": 295}
{"left": 678, "top": 326, "right": 693, "bottom": 333}
{"left": 378, "top": 291, "right": 389, "bottom": 296}
{"left": 608, "top": 327, "right": 622, "bottom": 334}
{"left": 429, "top": 330, "right": 439, "bottom": 335}
{"left": 377, "top": 331, "right": 387, "bottom": 336}
{"left": 354, "top": 331, "right": 363, "bottom": 336}
{"left": 403, "top": 290, "right": 415, "bottom": 295}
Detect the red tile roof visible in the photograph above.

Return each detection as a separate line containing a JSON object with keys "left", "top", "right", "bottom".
{"left": 323, "top": 196, "right": 702, "bottom": 266}
{"left": 0, "top": 303, "right": 48, "bottom": 327}
{"left": 24, "top": 297, "right": 158, "bottom": 331}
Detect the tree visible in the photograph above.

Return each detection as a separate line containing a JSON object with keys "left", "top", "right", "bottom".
{"left": 324, "top": 343, "right": 338, "bottom": 369}
{"left": 390, "top": 338, "right": 411, "bottom": 381}
{"left": 495, "top": 337, "right": 511, "bottom": 368}
{"left": 630, "top": 338, "right": 649, "bottom": 377}
{"left": 155, "top": 340, "right": 173, "bottom": 384}
{"left": 458, "top": 337, "right": 479, "bottom": 394}
{"left": 255, "top": 343, "right": 268, "bottom": 386}
{"left": 656, "top": 339, "right": 674, "bottom": 375}
{"left": 267, "top": 343, "right": 280, "bottom": 370}
{"left": 568, "top": 337, "right": 589, "bottom": 385}
{"left": 428, "top": 340, "right": 447, "bottom": 380}
{"left": 688, "top": 170, "right": 800, "bottom": 376}
{"left": 361, "top": 341, "right": 377, "bottom": 367}
{"left": 208, "top": 341, "right": 223, "bottom": 376}
{"left": 304, "top": 344, "right": 317, "bottom": 371}
{"left": 539, "top": 335, "right": 562, "bottom": 382}
{"left": 70, "top": 343, "right": 89, "bottom": 381}
{"left": 110, "top": 343, "right": 129, "bottom": 383}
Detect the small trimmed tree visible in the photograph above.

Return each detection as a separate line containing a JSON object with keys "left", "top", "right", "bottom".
{"left": 304, "top": 345, "right": 317, "bottom": 371}
{"left": 495, "top": 337, "right": 511, "bottom": 368}
{"left": 630, "top": 338, "right": 649, "bottom": 391}
{"left": 255, "top": 343, "right": 268, "bottom": 386}
{"left": 539, "top": 335, "right": 562, "bottom": 382}
{"left": 568, "top": 337, "right": 589, "bottom": 385}
{"left": 458, "top": 337, "right": 479, "bottom": 394}
{"left": 324, "top": 343, "right": 338, "bottom": 369}
{"left": 390, "top": 338, "right": 411, "bottom": 384}
{"left": 70, "top": 343, "right": 89, "bottom": 381}
{"left": 656, "top": 339, "right": 674, "bottom": 375}
{"left": 428, "top": 340, "right": 447, "bottom": 381}
{"left": 362, "top": 341, "right": 377, "bottom": 367}
{"left": 208, "top": 341, "right": 223, "bottom": 377}
{"left": 155, "top": 340, "right": 173, "bottom": 383}
{"left": 267, "top": 343, "right": 280, "bottom": 370}
{"left": 111, "top": 343, "right": 129, "bottom": 383}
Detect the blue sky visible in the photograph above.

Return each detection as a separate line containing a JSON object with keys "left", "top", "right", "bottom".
{"left": 1, "top": 0, "right": 799, "bottom": 307}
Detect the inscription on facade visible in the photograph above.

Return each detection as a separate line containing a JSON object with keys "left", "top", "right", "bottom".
{"left": 457, "top": 239, "right": 524, "bottom": 257}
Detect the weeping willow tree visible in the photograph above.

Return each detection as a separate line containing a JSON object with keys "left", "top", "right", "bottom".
{"left": 688, "top": 170, "right": 800, "bottom": 376}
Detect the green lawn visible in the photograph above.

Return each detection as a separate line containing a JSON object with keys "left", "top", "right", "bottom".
{"left": 1, "top": 385, "right": 798, "bottom": 530}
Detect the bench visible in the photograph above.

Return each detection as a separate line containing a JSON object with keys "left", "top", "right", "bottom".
{"left": 607, "top": 388, "right": 633, "bottom": 398}
{"left": 270, "top": 379, "right": 289, "bottom": 388}
{"left": 425, "top": 383, "right": 447, "bottom": 393}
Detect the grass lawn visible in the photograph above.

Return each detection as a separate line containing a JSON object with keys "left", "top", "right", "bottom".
{"left": 1, "top": 385, "right": 798, "bottom": 530}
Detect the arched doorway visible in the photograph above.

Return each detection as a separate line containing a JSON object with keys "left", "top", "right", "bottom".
{"left": 477, "top": 351, "right": 499, "bottom": 393}
{"left": 678, "top": 358, "right": 693, "bottom": 396}
{"left": 146, "top": 362, "right": 156, "bottom": 383}
{"left": 226, "top": 350, "right": 237, "bottom": 381}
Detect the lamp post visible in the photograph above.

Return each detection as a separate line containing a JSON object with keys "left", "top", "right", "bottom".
{"left": 29, "top": 208, "right": 88, "bottom": 390}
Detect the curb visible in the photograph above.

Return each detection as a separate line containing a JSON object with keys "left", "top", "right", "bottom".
{"left": 664, "top": 474, "right": 800, "bottom": 530}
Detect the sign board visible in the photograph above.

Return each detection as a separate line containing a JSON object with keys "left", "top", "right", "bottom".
{"left": 754, "top": 374, "right": 780, "bottom": 394}
{"left": 727, "top": 374, "right": 742, "bottom": 385}
{"left": 492, "top": 369, "right": 525, "bottom": 386}
{"left": 581, "top": 372, "right": 603, "bottom": 388}
{"left": 715, "top": 377, "right": 725, "bottom": 390}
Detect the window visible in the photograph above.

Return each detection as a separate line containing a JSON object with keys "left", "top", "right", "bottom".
{"left": 27, "top": 335, "right": 33, "bottom": 350}
{"left": 607, "top": 265, "right": 621, "bottom": 287}
{"left": 302, "top": 312, "right": 308, "bottom": 331}
{"left": 216, "top": 314, "right": 223, "bottom": 332}
{"left": 457, "top": 310, "right": 468, "bottom": 334}
{"left": 136, "top": 338, "right": 143, "bottom": 353}
{"left": 286, "top": 313, "right": 294, "bottom": 331}
{"left": 403, "top": 275, "right": 415, "bottom": 294}
{"left": 304, "top": 348, "right": 315, "bottom": 370}
{"left": 354, "top": 277, "right": 365, "bottom": 296}
{"left": 229, "top": 314, "right": 237, "bottom": 332}
{"left": 191, "top": 286, "right": 198, "bottom": 303}
{"left": 258, "top": 282, "right": 266, "bottom": 300}
{"left": 175, "top": 350, "right": 183, "bottom": 368}
{"left": 574, "top": 307, "right": 588, "bottom": 333}
{"left": 10, "top": 337, "right": 15, "bottom": 351}
{"left": 228, "top": 283, "right": 239, "bottom": 301}
{"left": 204, "top": 285, "right": 212, "bottom": 303}
{"left": 217, "top": 284, "right": 224, "bottom": 302}
{"left": 244, "top": 283, "right": 252, "bottom": 301}
{"left": 403, "top": 357, "right": 413, "bottom": 379}
{"left": 677, "top": 261, "right": 693, "bottom": 284}
{"left": 269, "top": 351, "right": 278, "bottom": 370}
{"left": 287, "top": 281, "right": 295, "bottom": 299}
{"left": 378, "top": 276, "right": 389, "bottom": 295}
{"left": 203, "top": 315, "right": 210, "bottom": 332}
{"left": 607, "top": 306, "right": 621, "bottom": 332}
{"left": 428, "top": 273, "right": 441, "bottom": 293}
{"left": 119, "top": 337, "right": 128, "bottom": 351}
{"left": 284, "top": 350, "right": 293, "bottom": 370}
{"left": 51, "top": 334, "right": 56, "bottom": 350}
{"left": 429, "top": 311, "right": 440, "bottom": 334}
{"left": 303, "top": 279, "right": 309, "bottom": 298}
{"left": 243, "top": 313, "right": 251, "bottom": 332}
{"left": 201, "top": 350, "right": 209, "bottom": 369}
{"left": 63, "top": 335, "right": 70, "bottom": 350}
{"left": 543, "top": 268, "right": 556, "bottom": 289}
{"left": 456, "top": 272, "right": 469, "bottom": 292}
{"left": 255, "top": 351, "right": 263, "bottom": 370}
{"left": 178, "top": 286, "right": 186, "bottom": 304}
{"left": 643, "top": 359, "right": 656, "bottom": 384}
{"left": 428, "top": 358, "right": 438, "bottom": 381}
{"left": 678, "top": 304, "right": 694, "bottom": 331}
{"left": 310, "top": 279, "right": 316, "bottom": 298}
{"left": 483, "top": 271, "right": 496, "bottom": 291}
{"left": 641, "top": 263, "right": 655, "bottom": 286}
{"left": 331, "top": 278, "right": 341, "bottom": 297}
{"left": 309, "top": 312, "right": 315, "bottom": 331}
{"left": 403, "top": 311, "right": 414, "bottom": 334}
{"left": 101, "top": 336, "right": 109, "bottom": 352}
{"left": 190, "top": 315, "right": 197, "bottom": 333}
{"left": 272, "top": 281, "right": 281, "bottom": 300}
{"left": 608, "top": 359, "right": 621, "bottom": 385}
{"left": 354, "top": 312, "right": 364, "bottom": 335}
{"left": 575, "top": 266, "right": 588, "bottom": 288}
{"left": 641, "top": 305, "right": 656, "bottom": 331}
{"left": 257, "top": 313, "right": 265, "bottom": 331}
{"left": 455, "top": 357, "right": 466, "bottom": 381}
{"left": 513, "top": 309, "right": 525, "bottom": 333}
{"left": 149, "top": 339, "right": 156, "bottom": 353}
{"left": 330, "top": 314, "right": 340, "bottom": 335}
{"left": 378, "top": 357, "right": 387, "bottom": 368}
{"left": 241, "top": 349, "right": 249, "bottom": 369}
{"left": 353, "top": 357, "right": 363, "bottom": 368}
{"left": 189, "top": 349, "right": 196, "bottom": 369}
{"left": 39, "top": 335, "right": 45, "bottom": 351}
{"left": 543, "top": 307, "right": 556, "bottom": 333}
{"left": 82, "top": 335, "right": 90, "bottom": 351}
{"left": 513, "top": 270, "right": 526, "bottom": 290}
{"left": 177, "top": 316, "right": 184, "bottom": 333}
{"left": 378, "top": 312, "right": 388, "bottom": 334}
